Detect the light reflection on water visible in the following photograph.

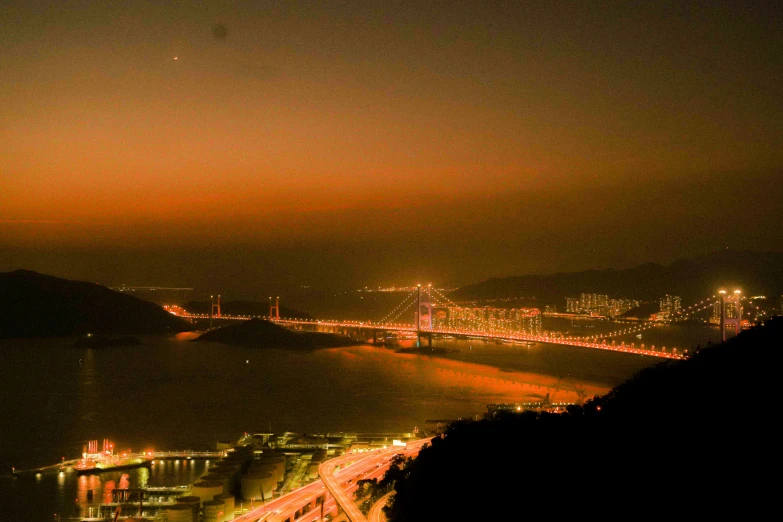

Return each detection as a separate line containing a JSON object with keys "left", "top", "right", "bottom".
{"left": 2, "top": 461, "right": 209, "bottom": 521}
{"left": 0, "top": 333, "right": 666, "bottom": 520}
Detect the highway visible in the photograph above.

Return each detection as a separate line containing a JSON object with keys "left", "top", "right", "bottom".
{"left": 318, "top": 439, "right": 431, "bottom": 522}
{"left": 233, "top": 439, "right": 430, "bottom": 522}
{"left": 368, "top": 492, "right": 394, "bottom": 522}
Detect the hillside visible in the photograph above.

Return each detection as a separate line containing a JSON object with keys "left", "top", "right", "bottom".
{"left": 387, "top": 317, "right": 781, "bottom": 520}
{"left": 452, "top": 249, "right": 783, "bottom": 306}
{"left": 0, "top": 270, "right": 191, "bottom": 339}
{"left": 194, "top": 318, "right": 358, "bottom": 349}
{"left": 184, "top": 300, "right": 313, "bottom": 320}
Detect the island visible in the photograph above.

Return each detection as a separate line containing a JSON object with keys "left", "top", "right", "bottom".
{"left": 194, "top": 318, "right": 361, "bottom": 350}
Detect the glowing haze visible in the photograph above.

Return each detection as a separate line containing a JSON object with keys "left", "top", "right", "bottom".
{"left": 1, "top": 2, "right": 782, "bottom": 294}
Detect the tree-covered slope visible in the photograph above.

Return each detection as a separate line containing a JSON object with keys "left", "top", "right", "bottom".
{"left": 389, "top": 317, "right": 781, "bottom": 520}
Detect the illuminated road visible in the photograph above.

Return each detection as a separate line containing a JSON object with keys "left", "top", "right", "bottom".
{"left": 183, "top": 313, "right": 684, "bottom": 359}
{"left": 232, "top": 439, "right": 430, "bottom": 522}
{"left": 318, "top": 439, "right": 431, "bottom": 522}
{"left": 368, "top": 492, "right": 393, "bottom": 522}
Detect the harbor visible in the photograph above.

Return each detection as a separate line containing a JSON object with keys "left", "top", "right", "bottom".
{"left": 11, "top": 439, "right": 225, "bottom": 478}
{"left": 11, "top": 431, "right": 418, "bottom": 521}
{"left": 0, "top": 332, "right": 639, "bottom": 520}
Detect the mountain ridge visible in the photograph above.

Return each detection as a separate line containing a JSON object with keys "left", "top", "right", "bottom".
{"left": 452, "top": 249, "right": 783, "bottom": 306}
{"left": 0, "top": 270, "right": 190, "bottom": 339}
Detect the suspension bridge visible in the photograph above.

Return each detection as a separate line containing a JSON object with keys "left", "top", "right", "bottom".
{"left": 181, "top": 287, "right": 762, "bottom": 361}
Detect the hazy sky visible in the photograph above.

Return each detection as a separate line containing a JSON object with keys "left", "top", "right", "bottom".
{"left": 2, "top": 1, "right": 782, "bottom": 295}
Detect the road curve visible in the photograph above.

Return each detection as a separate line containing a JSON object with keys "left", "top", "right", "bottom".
{"left": 319, "top": 439, "right": 431, "bottom": 522}
{"left": 368, "top": 491, "right": 394, "bottom": 522}
{"left": 232, "top": 439, "right": 430, "bottom": 522}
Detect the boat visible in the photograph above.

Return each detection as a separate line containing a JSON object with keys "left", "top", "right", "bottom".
{"left": 73, "top": 439, "right": 153, "bottom": 475}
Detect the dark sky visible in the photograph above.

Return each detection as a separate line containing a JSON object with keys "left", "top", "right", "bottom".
{"left": 1, "top": 1, "right": 782, "bottom": 296}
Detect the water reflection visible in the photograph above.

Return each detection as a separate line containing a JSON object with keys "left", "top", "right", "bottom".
{"left": 137, "top": 466, "right": 149, "bottom": 488}
{"left": 2, "top": 334, "right": 660, "bottom": 519}
{"left": 76, "top": 474, "right": 103, "bottom": 517}
{"left": 103, "top": 479, "right": 115, "bottom": 504}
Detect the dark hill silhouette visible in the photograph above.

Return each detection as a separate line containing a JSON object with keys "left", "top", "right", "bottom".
{"left": 194, "top": 318, "right": 358, "bottom": 349}
{"left": 618, "top": 301, "right": 659, "bottom": 319}
{"left": 0, "top": 270, "right": 190, "bottom": 339}
{"left": 452, "top": 249, "right": 783, "bottom": 305}
{"left": 388, "top": 317, "right": 781, "bottom": 520}
{"left": 184, "top": 300, "right": 313, "bottom": 320}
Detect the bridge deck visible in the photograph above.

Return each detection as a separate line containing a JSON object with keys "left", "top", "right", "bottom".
{"left": 180, "top": 314, "right": 684, "bottom": 359}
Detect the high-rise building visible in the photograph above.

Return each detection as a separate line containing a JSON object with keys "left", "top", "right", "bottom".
{"left": 446, "top": 307, "right": 542, "bottom": 335}
{"left": 659, "top": 295, "right": 682, "bottom": 316}
{"left": 710, "top": 298, "right": 742, "bottom": 323}
{"left": 712, "top": 301, "right": 722, "bottom": 323}
{"left": 580, "top": 293, "right": 592, "bottom": 311}
{"left": 432, "top": 308, "right": 449, "bottom": 329}
{"left": 578, "top": 293, "right": 609, "bottom": 314}
{"left": 567, "top": 294, "right": 637, "bottom": 316}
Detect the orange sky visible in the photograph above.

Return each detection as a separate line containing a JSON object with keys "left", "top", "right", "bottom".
{"left": 1, "top": 2, "right": 782, "bottom": 291}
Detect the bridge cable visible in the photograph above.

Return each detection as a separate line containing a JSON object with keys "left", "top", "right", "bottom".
{"left": 384, "top": 298, "right": 419, "bottom": 325}
{"left": 376, "top": 290, "right": 418, "bottom": 325}
{"left": 578, "top": 296, "right": 718, "bottom": 341}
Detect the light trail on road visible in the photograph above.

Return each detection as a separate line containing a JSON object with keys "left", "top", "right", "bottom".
{"left": 232, "top": 439, "right": 431, "bottom": 522}
{"left": 318, "top": 439, "right": 431, "bottom": 522}
{"left": 368, "top": 491, "right": 394, "bottom": 522}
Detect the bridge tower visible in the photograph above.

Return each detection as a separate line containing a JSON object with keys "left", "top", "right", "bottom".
{"left": 269, "top": 296, "right": 280, "bottom": 320}
{"left": 416, "top": 284, "right": 434, "bottom": 347}
{"left": 415, "top": 284, "right": 433, "bottom": 330}
{"left": 719, "top": 289, "right": 742, "bottom": 341}
{"left": 210, "top": 295, "right": 221, "bottom": 318}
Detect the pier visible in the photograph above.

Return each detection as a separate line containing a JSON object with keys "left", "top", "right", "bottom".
{"left": 11, "top": 450, "right": 225, "bottom": 477}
